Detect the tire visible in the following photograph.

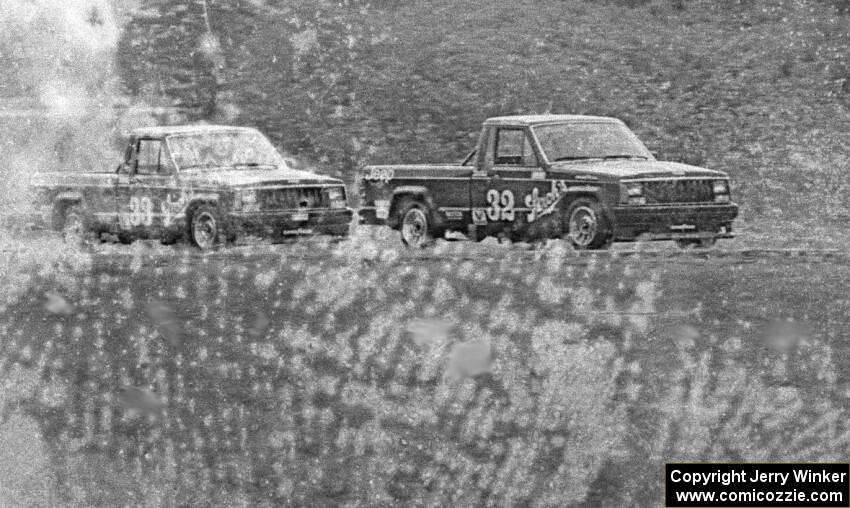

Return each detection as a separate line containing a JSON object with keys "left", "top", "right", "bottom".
{"left": 60, "top": 205, "right": 90, "bottom": 247}
{"left": 676, "top": 237, "right": 716, "bottom": 249}
{"left": 564, "top": 198, "right": 612, "bottom": 250}
{"left": 397, "top": 198, "right": 434, "bottom": 248}
{"left": 470, "top": 228, "right": 488, "bottom": 243}
{"left": 188, "top": 204, "right": 224, "bottom": 250}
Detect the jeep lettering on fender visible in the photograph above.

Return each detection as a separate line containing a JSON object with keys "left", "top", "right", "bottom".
{"left": 358, "top": 115, "right": 738, "bottom": 249}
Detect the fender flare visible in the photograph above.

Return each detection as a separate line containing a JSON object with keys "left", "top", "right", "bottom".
{"left": 392, "top": 185, "right": 431, "bottom": 201}
{"left": 388, "top": 186, "right": 440, "bottom": 228}
{"left": 51, "top": 192, "right": 86, "bottom": 229}
{"left": 183, "top": 194, "right": 222, "bottom": 221}
{"left": 186, "top": 194, "right": 221, "bottom": 208}
{"left": 53, "top": 191, "right": 84, "bottom": 206}
{"left": 561, "top": 188, "right": 615, "bottom": 236}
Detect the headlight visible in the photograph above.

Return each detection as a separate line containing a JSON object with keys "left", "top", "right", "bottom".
{"left": 326, "top": 187, "right": 346, "bottom": 209}
{"left": 626, "top": 182, "right": 643, "bottom": 196}
{"left": 712, "top": 180, "right": 729, "bottom": 195}
{"left": 620, "top": 182, "right": 644, "bottom": 205}
{"left": 713, "top": 180, "right": 731, "bottom": 203}
{"left": 239, "top": 190, "right": 257, "bottom": 204}
{"left": 236, "top": 190, "right": 258, "bottom": 211}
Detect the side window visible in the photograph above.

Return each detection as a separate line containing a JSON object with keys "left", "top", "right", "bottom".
{"left": 136, "top": 139, "right": 173, "bottom": 175}
{"left": 495, "top": 129, "right": 537, "bottom": 166}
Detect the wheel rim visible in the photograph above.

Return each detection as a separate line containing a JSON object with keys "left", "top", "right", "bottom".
{"left": 401, "top": 208, "right": 428, "bottom": 247}
{"left": 568, "top": 206, "right": 598, "bottom": 247}
{"left": 193, "top": 212, "right": 217, "bottom": 249}
{"left": 63, "top": 214, "right": 84, "bottom": 244}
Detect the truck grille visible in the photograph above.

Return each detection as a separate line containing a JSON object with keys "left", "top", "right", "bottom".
{"left": 641, "top": 179, "right": 714, "bottom": 204}
{"left": 259, "top": 187, "right": 327, "bottom": 211}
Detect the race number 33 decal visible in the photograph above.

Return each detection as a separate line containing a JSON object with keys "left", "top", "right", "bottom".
{"left": 123, "top": 196, "right": 154, "bottom": 227}
{"left": 486, "top": 189, "right": 515, "bottom": 221}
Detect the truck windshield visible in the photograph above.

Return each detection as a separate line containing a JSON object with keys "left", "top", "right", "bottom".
{"left": 533, "top": 122, "right": 651, "bottom": 162}
{"left": 166, "top": 131, "right": 285, "bottom": 171}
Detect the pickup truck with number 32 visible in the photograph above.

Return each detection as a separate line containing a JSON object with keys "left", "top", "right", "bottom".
{"left": 27, "top": 125, "right": 353, "bottom": 249}
{"left": 358, "top": 115, "right": 738, "bottom": 249}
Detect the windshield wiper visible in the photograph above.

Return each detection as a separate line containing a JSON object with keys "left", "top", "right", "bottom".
{"left": 233, "top": 163, "right": 277, "bottom": 170}
{"left": 179, "top": 165, "right": 216, "bottom": 171}
{"left": 553, "top": 156, "right": 603, "bottom": 162}
{"left": 600, "top": 155, "right": 648, "bottom": 160}
{"left": 182, "top": 163, "right": 277, "bottom": 171}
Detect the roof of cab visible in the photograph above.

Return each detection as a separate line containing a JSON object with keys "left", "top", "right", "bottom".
{"left": 483, "top": 114, "right": 622, "bottom": 126}
{"left": 129, "top": 124, "right": 258, "bottom": 137}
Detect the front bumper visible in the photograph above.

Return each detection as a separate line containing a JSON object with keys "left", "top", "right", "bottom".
{"left": 227, "top": 208, "right": 354, "bottom": 239}
{"left": 357, "top": 206, "right": 387, "bottom": 226}
{"left": 612, "top": 203, "right": 739, "bottom": 241}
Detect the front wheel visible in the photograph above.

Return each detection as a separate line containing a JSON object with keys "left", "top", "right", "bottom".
{"left": 188, "top": 205, "right": 224, "bottom": 250}
{"left": 564, "top": 198, "right": 612, "bottom": 250}
{"left": 397, "top": 198, "right": 433, "bottom": 248}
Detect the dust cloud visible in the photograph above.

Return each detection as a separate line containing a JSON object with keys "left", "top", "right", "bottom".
{"left": 0, "top": 0, "right": 154, "bottom": 217}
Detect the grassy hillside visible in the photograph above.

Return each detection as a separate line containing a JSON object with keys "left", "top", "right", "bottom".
{"left": 119, "top": 0, "right": 850, "bottom": 230}
{"left": 3, "top": 2, "right": 850, "bottom": 505}
{"left": 2, "top": 238, "right": 850, "bottom": 505}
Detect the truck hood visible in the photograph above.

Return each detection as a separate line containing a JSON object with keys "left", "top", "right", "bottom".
{"left": 181, "top": 167, "right": 342, "bottom": 187}
{"left": 549, "top": 159, "right": 727, "bottom": 179}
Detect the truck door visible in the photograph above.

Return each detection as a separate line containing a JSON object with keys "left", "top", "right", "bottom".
{"left": 115, "top": 137, "right": 178, "bottom": 239}
{"left": 470, "top": 126, "right": 544, "bottom": 237}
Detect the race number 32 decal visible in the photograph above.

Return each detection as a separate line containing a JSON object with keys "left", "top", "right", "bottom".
{"left": 486, "top": 189, "right": 515, "bottom": 221}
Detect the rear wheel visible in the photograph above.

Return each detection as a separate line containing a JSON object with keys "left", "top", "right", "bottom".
{"left": 397, "top": 198, "right": 433, "bottom": 248}
{"left": 564, "top": 198, "right": 612, "bottom": 250}
{"left": 676, "top": 237, "right": 717, "bottom": 249}
{"left": 61, "top": 205, "right": 90, "bottom": 246}
{"left": 188, "top": 204, "right": 224, "bottom": 250}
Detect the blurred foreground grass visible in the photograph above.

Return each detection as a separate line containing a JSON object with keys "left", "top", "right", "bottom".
{"left": 2, "top": 236, "right": 850, "bottom": 506}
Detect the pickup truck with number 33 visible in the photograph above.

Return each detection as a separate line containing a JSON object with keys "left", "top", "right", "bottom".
{"left": 27, "top": 125, "right": 353, "bottom": 249}
{"left": 358, "top": 115, "right": 738, "bottom": 249}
